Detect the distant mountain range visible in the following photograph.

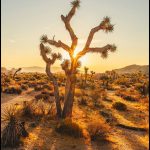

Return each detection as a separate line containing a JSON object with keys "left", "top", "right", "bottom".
{"left": 1, "top": 64, "right": 149, "bottom": 75}
{"left": 112, "top": 64, "right": 149, "bottom": 75}
{"left": 1, "top": 66, "right": 63, "bottom": 74}
{"left": 22, "top": 66, "right": 62, "bottom": 73}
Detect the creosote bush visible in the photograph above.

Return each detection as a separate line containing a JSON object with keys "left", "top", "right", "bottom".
{"left": 112, "top": 102, "right": 127, "bottom": 111}
{"left": 56, "top": 118, "right": 83, "bottom": 138}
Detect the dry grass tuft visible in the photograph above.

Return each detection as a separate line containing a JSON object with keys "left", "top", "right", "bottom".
{"left": 56, "top": 118, "right": 83, "bottom": 138}
{"left": 88, "top": 120, "right": 110, "bottom": 142}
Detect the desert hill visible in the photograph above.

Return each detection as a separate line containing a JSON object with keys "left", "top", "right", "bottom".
{"left": 112, "top": 64, "right": 149, "bottom": 75}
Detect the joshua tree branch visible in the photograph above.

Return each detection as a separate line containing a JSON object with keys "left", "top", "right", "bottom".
{"left": 47, "top": 40, "right": 70, "bottom": 53}
{"left": 88, "top": 44, "right": 116, "bottom": 53}
{"left": 84, "top": 25, "right": 103, "bottom": 51}
{"left": 40, "top": 43, "right": 51, "bottom": 63}
{"left": 75, "top": 16, "right": 115, "bottom": 60}
{"left": 61, "top": 1, "right": 79, "bottom": 51}
{"left": 76, "top": 44, "right": 116, "bottom": 60}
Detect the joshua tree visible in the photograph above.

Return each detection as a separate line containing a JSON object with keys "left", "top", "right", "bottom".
{"left": 13, "top": 68, "right": 22, "bottom": 79}
{"left": 40, "top": 0, "right": 117, "bottom": 118}
{"left": 84, "top": 67, "right": 89, "bottom": 86}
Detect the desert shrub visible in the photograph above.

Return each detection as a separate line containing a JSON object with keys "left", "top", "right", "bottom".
{"left": 34, "top": 85, "right": 43, "bottom": 91}
{"left": 112, "top": 102, "right": 127, "bottom": 111}
{"left": 78, "top": 97, "right": 87, "bottom": 106}
{"left": 21, "top": 101, "right": 35, "bottom": 118}
{"left": 4, "top": 85, "right": 22, "bottom": 94}
{"left": 27, "top": 82, "right": 37, "bottom": 88}
{"left": 42, "top": 84, "right": 53, "bottom": 90}
{"left": 115, "top": 90, "right": 138, "bottom": 102}
{"left": 115, "top": 78, "right": 131, "bottom": 87}
{"left": 135, "top": 83, "right": 149, "bottom": 96}
{"left": 47, "top": 103, "right": 56, "bottom": 118}
{"left": 33, "top": 100, "right": 48, "bottom": 116}
{"left": 35, "top": 93, "right": 51, "bottom": 103}
{"left": 90, "top": 90, "right": 101, "bottom": 107}
{"left": 56, "top": 118, "right": 83, "bottom": 138}
{"left": 21, "top": 100, "right": 54, "bottom": 119}
{"left": 91, "top": 91, "right": 99, "bottom": 101}
{"left": 1, "top": 106, "right": 28, "bottom": 148}
{"left": 88, "top": 120, "right": 110, "bottom": 142}
{"left": 123, "top": 95, "right": 138, "bottom": 102}
{"left": 21, "top": 84, "right": 29, "bottom": 90}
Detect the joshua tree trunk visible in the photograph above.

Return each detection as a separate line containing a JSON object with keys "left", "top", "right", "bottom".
{"left": 46, "top": 63, "right": 62, "bottom": 118}
{"left": 62, "top": 74, "right": 76, "bottom": 118}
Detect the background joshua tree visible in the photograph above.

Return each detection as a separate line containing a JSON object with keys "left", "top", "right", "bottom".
{"left": 13, "top": 68, "right": 22, "bottom": 79}
{"left": 40, "top": 0, "right": 117, "bottom": 118}
{"left": 84, "top": 67, "right": 89, "bottom": 86}
{"left": 90, "top": 71, "right": 95, "bottom": 81}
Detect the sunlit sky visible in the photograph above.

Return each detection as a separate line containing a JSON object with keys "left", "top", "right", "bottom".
{"left": 1, "top": 0, "right": 149, "bottom": 73}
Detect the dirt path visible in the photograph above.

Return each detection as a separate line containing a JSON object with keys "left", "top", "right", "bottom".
{"left": 1, "top": 89, "right": 37, "bottom": 109}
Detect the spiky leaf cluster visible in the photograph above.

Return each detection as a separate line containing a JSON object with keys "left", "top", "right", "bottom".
{"left": 109, "top": 44, "right": 117, "bottom": 52}
{"left": 44, "top": 46, "right": 52, "bottom": 55}
{"left": 61, "top": 59, "right": 70, "bottom": 71}
{"left": 51, "top": 52, "right": 62, "bottom": 61}
{"left": 101, "top": 44, "right": 117, "bottom": 58}
{"left": 100, "top": 16, "right": 114, "bottom": 33}
{"left": 71, "top": 0, "right": 80, "bottom": 8}
{"left": 1, "top": 106, "right": 17, "bottom": 123}
{"left": 41, "top": 35, "right": 48, "bottom": 43}
{"left": 101, "top": 50, "right": 108, "bottom": 59}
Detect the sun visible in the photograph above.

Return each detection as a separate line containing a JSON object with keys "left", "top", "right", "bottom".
{"left": 62, "top": 47, "right": 87, "bottom": 64}
{"left": 73, "top": 47, "right": 87, "bottom": 63}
